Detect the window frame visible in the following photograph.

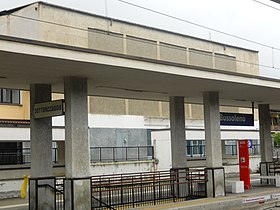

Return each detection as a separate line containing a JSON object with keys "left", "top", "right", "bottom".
{"left": 0, "top": 89, "right": 21, "bottom": 105}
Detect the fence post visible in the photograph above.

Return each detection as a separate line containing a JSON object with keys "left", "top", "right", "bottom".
{"left": 113, "top": 147, "right": 115, "bottom": 162}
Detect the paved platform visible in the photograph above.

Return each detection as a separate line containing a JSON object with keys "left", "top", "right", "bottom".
{"left": 136, "top": 175, "right": 280, "bottom": 210}
{"left": 0, "top": 197, "right": 27, "bottom": 210}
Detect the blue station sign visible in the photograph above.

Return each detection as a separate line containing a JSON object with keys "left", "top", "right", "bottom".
{"left": 220, "top": 112, "right": 254, "bottom": 126}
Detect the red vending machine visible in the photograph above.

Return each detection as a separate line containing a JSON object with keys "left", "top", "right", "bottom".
{"left": 238, "top": 140, "right": 250, "bottom": 190}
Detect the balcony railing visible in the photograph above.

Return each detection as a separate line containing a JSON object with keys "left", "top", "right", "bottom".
{"left": 225, "top": 144, "right": 260, "bottom": 156}
{"left": 0, "top": 148, "right": 58, "bottom": 165}
{"left": 186, "top": 144, "right": 261, "bottom": 158}
{"left": 90, "top": 146, "right": 154, "bottom": 163}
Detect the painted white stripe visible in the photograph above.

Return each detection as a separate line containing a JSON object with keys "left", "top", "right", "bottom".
{"left": 0, "top": 203, "right": 28, "bottom": 209}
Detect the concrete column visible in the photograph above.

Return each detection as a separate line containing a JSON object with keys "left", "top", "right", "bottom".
{"left": 259, "top": 104, "right": 273, "bottom": 163}
{"left": 29, "top": 84, "right": 54, "bottom": 210}
{"left": 259, "top": 104, "right": 273, "bottom": 177}
{"left": 64, "top": 77, "right": 91, "bottom": 210}
{"left": 169, "top": 96, "right": 187, "bottom": 168}
{"left": 203, "top": 91, "right": 225, "bottom": 197}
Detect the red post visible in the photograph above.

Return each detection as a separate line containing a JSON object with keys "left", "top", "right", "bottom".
{"left": 238, "top": 140, "right": 250, "bottom": 190}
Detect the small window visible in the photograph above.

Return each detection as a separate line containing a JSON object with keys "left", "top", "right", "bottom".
{"left": 12, "top": 90, "right": 20, "bottom": 104}
{"left": 0, "top": 89, "right": 20, "bottom": 104}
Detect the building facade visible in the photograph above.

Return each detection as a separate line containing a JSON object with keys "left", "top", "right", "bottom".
{"left": 0, "top": 1, "right": 270, "bottom": 200}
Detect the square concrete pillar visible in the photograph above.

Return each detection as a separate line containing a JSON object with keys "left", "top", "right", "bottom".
{"left": 64, "top": 77, "right": 91, "bottom": 210}
{"left": 169, "top": 96, "right": 187, "bottom": 168}
{"left": 203, "top": 91, "right": 225, "bottom": 197}
{"left": 29, "top": 84, "right": 53, "bottom": 210}
{"left": 259, "top": 104, "right": 273, "bottom": 163}
{"left": 259, "top": 104, "right": 273, "bottom": 177}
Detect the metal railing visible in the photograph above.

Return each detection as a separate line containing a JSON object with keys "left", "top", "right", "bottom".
{"left": 90, "top": 146, "right": 154, "bottom": 162}
{"left": 91, "top": 168, "right": 207, "bottom": 209}
{"left": 249, "top": 144, "right": 260, "bottom": 155}
{"left": 29, "top": 168, "right": 207, "bottom": 209}
{"left": 186, "top": 144, "right": 260, "bottom": 157}
{"left": 186, "top": 145, "right": 205, "bottom": 158}
{"left": 29, "top": 177, "right": 64, "bottom": 210}
{"left": 0, "top": 148, "right": 58, "bottom": 165}
{"left": 225, "top": 144, "right": 260, "bottom": 156}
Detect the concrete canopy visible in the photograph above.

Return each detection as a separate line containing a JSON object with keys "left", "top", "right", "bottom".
{"left": 1, "top": 35, "right": 280, "bottom": 110}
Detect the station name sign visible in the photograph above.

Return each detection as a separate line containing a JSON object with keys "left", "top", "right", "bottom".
{"left": 34, "top": 100, "right": 65, "bottom": 119}
{"left": 220, "top": 112, "right": 254, "bottom": 126}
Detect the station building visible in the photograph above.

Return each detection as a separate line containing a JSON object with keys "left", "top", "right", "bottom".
{"left": 0, "top": 1, "right": 278, "bottom": 209}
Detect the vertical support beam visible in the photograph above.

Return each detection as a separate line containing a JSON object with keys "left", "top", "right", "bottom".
{"left": 204, "top": 92, "right": 222, "bottom": 168}
{"left": 29, "top": 84, "right": 54, "bottom": 210}
{"left": 169, "top": 96, "right": 187, "bottom": 168}
{"left": 64, "top": 77, "right": 90, "bottom": 177}
{"left": 64, "top": 77, "right": 91, "bottom": 210}
{"left": 203, "top": 91, "right": 225, "bottom": 197}
{"left": 30, "top": 84, "right": 52, "bottom": 176}
{"left": 259, "top": 104, "right": 273, "bottom": 177}
{"left": 259, "top": 104, "right": 272, "bottom": 163}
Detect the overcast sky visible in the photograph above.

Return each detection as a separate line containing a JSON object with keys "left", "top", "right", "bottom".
{"left": 1, "top": 0, "right": 280, "bottom": 77}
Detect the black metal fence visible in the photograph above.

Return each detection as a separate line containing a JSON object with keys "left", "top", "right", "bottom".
{"left": 260, "top": 161, "right": 280, "bottom": 176}
{"left": 225, "top": 144, "right": 260, "bottom": 156}
{"left": 91, "top": 168, "right": 207, "bottom": 209}
{"left": 29, "top": 168, "right": 207, "bottom": 210}
{"left": 249, "top": 144, "right": 260, "bottom": 155}
{"left": 29, "top": 177, "right": 64, "bottom": 210}
{"left": 90, "top": 146, "right": 154, "bottom": 162}
{"left": 186, "top": 144, "right": 260, "bottom": 158}
{"left": 0, "top": 148, "right": 58, "bottom": 165}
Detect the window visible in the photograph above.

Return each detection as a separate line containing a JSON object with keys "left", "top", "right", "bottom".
{"left": 186, "top": 140, "right": 205, "bottom": 158}
{"left": 0, "top": 89, "right": 20, "bottom": 104}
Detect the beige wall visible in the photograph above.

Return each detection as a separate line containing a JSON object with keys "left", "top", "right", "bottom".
{"left": 0, "top": 4, "right": 39, "bottom": 40}
{"left": 0, "top": 91, "right": 30, "bottom": 120}
{"left": 0, "top": 90, "right": 257, "bottom": 122}
{"left": 33, "top": 2, "right": 259, "bottom": 76}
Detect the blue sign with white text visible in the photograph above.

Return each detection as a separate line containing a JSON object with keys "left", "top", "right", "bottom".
{"left": 220, "top": 112, "right": 254, "bottom": 126}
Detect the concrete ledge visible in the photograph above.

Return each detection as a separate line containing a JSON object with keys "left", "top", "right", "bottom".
{"left": 0, "top": 191, "right": 20, "bottom": 200}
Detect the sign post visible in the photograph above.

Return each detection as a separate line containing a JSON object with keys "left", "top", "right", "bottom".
{"left": 238, "top": 140, "right": 250, "bottom": 190}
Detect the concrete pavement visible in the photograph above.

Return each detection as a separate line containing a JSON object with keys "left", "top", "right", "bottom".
{"left": 0, "top": 198, "right": 28, "bottom": 210}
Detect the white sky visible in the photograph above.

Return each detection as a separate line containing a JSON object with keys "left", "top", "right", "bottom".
{"left": 1, "top": 0, "right": 280, "bottom": 77}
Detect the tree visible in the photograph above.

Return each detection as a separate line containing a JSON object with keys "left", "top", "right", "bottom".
{"left": 272, "top": 132, "right": 280, "bottom": 147}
